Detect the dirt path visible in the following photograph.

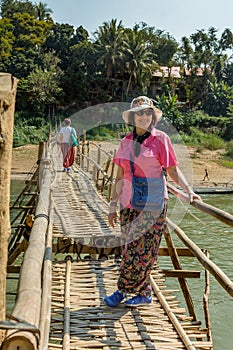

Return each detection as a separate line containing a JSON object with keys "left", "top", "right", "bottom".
{"left": 11, "top": 143, "right": 233, "bottom": 187}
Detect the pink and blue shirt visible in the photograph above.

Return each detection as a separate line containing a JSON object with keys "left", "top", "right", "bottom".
{"left": 113, "top": 128, "right": 178, "bottom": 208}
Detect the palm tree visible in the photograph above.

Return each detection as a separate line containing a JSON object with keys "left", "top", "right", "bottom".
{"left": 94, "top": 19, "right": 124, "bottom": 79}
{"left": 35, "top": 1, "right": 52, "bottom": 21}
{"left": 123, "top": 30, "right": 159, "bottom": 95}
{"left": 178, "top": 36, "right": 194, "bottom": 69}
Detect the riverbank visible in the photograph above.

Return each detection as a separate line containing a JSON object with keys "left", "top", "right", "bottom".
{"left": 11, "top": 143, "right": 233, "bottom": 187}
{"left": 11, "top": 144, "right": 39, "bottom": 180}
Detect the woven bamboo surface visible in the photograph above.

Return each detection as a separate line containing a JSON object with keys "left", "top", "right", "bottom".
{"left": 48, "top": 259, "right": 212, "bottom": 350}
{"left": 51, "top": 146, "right": 121, "bottom": 246}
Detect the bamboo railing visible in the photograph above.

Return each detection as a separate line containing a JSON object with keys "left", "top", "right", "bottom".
{"left": 0, "top": 73, "right": 18, "bottom": 343}
{"left": 77, "top": 140, "right": 116, "bottom": 201}
{"left": 2, "top": 143, "right": 52, "bottom": 350}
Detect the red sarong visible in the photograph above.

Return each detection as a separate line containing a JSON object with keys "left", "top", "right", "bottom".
{"left": 60, "top": 143, "right": 75, "bottom": 168}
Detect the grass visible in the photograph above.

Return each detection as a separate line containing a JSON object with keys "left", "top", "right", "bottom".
{"left": 218, "top": 159, "right": 233, "bottom": 168}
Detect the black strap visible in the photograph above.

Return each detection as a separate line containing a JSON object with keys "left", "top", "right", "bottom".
{"left": 133, "top": 128, "right": 151, "bottom": 157}
{"left": 130, "top": 152, "right": 134, "bottom": 175}
{"left": 34, "top": 213, "right": 49, "bottom": 222}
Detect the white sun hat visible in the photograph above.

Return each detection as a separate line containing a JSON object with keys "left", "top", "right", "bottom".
{"left": 122, "top": 96, "right": 163, "bottom": 125}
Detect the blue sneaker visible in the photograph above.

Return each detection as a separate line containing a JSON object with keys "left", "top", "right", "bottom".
{"left": 124, "top": 295, "right": 152, "bottom": 307}
{"left": 104, "top": 290, "right": 124, "bottom": 307}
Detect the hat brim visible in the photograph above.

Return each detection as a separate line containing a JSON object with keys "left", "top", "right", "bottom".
{"left": 122, "top": 104, "right": 163, "bottom": 125}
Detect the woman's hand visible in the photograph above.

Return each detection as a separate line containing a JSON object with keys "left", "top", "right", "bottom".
{"left": 167, "top": 166, "right": 202, "bottom": 203}
{"left": 186, "top": 186, "right": 202, "bottom": 203}
{"left": 108, "top": 211, "right": 118, "bottom": 227}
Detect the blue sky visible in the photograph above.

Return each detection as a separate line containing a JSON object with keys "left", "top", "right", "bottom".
{"left": 35, "top": 0, "right": 233, "bottom": 42}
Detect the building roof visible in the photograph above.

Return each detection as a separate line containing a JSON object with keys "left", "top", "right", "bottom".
{"left": 152, "top": 66, "right": 207, "bottom": 78}
{"left": 152, "top": 66, "right": 181, "bottom": 78}
{"left": 184, "top": 67, "right": 206, "bottom": 76}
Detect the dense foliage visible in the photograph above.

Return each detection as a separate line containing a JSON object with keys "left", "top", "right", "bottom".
{"left": 0, "top": 0, "right": 233, "bottom": 153}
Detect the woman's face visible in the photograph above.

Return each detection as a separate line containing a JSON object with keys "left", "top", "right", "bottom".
{"left": 134, "top": 108, "right": 153, "bottom": 130}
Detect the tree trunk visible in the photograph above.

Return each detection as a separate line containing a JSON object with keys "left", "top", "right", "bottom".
{"left": 126, "top": 72, "right": 133, "bottom": 95}
{"left": 0, "top": 73, "right": 18, "bottom": 342}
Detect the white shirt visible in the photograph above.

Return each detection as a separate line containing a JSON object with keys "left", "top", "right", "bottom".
{"left": 59, "top": 126, "right": 77, "bottom": 143}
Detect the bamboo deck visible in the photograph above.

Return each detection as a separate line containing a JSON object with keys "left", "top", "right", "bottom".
{"left": 51, "top": 147, "right": 122, "bottom": 255}
{"left": 48, "top": 259, "right": 212, "bottom": 350}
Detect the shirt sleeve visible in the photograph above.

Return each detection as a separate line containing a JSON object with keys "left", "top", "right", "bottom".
{"left": 158, "top": 133, "right": 178, "bottom": 169}
{"left": 113, "top": 141, "right": 124, "bottom": 168}
{"left": 113, "top": 136, "right": 132, "bottom": 169}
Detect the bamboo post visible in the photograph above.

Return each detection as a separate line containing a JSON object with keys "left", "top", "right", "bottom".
{"left": 96, "top": 145, "right": 101, "bottom": 185}
{"left": 2, "top": 144, "right": 52, "bottom": 350}
{"left": 203, "top": 250, "right": 212, "bottom": 343}
{"left": 92, "top": 165, "right": 97, "bottom": 182}
{"left": 38, "top": 143, "right": 47, "bottom": 191}
{"left": 37, "top": 142, "right": 46, "bottom": 191}
{"left": 101, "top": 158, "right": 111, "bottom": 193}
{"left": 97, "top": 146, "right": 101, "bottom": 166}
{"left": 163, "top": 225, "right": 197, "bottom": 320}
{"left": 107, "top": 150, "right": 116, "bottom": 202}
{"left": 63, "top": 256, "right": 72, "bottom": 350}
{"left": 81, "top": 131, "right": 86, "bottom": 168}
{"left": 86, "top": 141, "right": 90, "bottom": 171}
{"left": 0, "top": 73, "right": 18, "bottom": 343}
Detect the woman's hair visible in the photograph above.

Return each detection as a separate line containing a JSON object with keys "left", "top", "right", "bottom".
{"left": 127, "top": 112, "right": 135, "bottom": 126}
{"left": 128, "top": 110, "right": 156, "bottom": 126}
{"left": 64, "top": 118, "right": 71, "bottom": 126}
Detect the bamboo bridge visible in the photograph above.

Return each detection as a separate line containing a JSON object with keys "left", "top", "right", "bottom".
{"left": 1, "top": 73, "right": 233, "bottom": 350}
{"left": 1, "top": 135, "right": 233, "bottom": 350}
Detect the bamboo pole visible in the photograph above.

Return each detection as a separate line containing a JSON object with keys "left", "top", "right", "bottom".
{"left": 167, "top": 183, "right": 233, "bottom": 227}
{"left": 2, "top": 144, "right": 52, "bottom": 350}
{"left": 150, "top": 275, "right": 196, "bottom": 350}
{"left": 166, "top": 217, "right": 233, "bottom": 297}
{"left": 0, "top": 73, "right": 18, "bottom": 343}
{"left": 39, "top": 200, "right": 54, "bottom": 350}
{"left": 203, "top": 250, "right": 212, "bottom": 343}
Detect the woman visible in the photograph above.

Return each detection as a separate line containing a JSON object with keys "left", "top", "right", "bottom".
{"left": 104, "top": 96, "right": 201, "bottom": 307}
{"left": 59, "top": 118, "right": 78, "bottom": 172}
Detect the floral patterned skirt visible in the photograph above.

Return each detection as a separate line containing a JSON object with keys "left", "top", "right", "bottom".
{"left": 117, "top": 202, "right": 167, "bottom": 297}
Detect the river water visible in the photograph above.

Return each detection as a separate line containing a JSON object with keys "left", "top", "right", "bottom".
{"left": 164, "top": 193, "right": 233, "bottom": 350}
{"left": 8, "top": 180, "right": 233, "bottom": 350}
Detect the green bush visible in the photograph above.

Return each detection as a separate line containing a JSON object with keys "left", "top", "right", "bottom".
{"left": 86, "top": 125, "right": 117, "bottom": 140}
{"left": 225, "top": 140, "right": 233, "bottom": 159}
{"left": 202, "top": 134, "right": 225, "bottom": 150}
{"left": 180, "top": 127, "right": 225, "bottom": 150}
